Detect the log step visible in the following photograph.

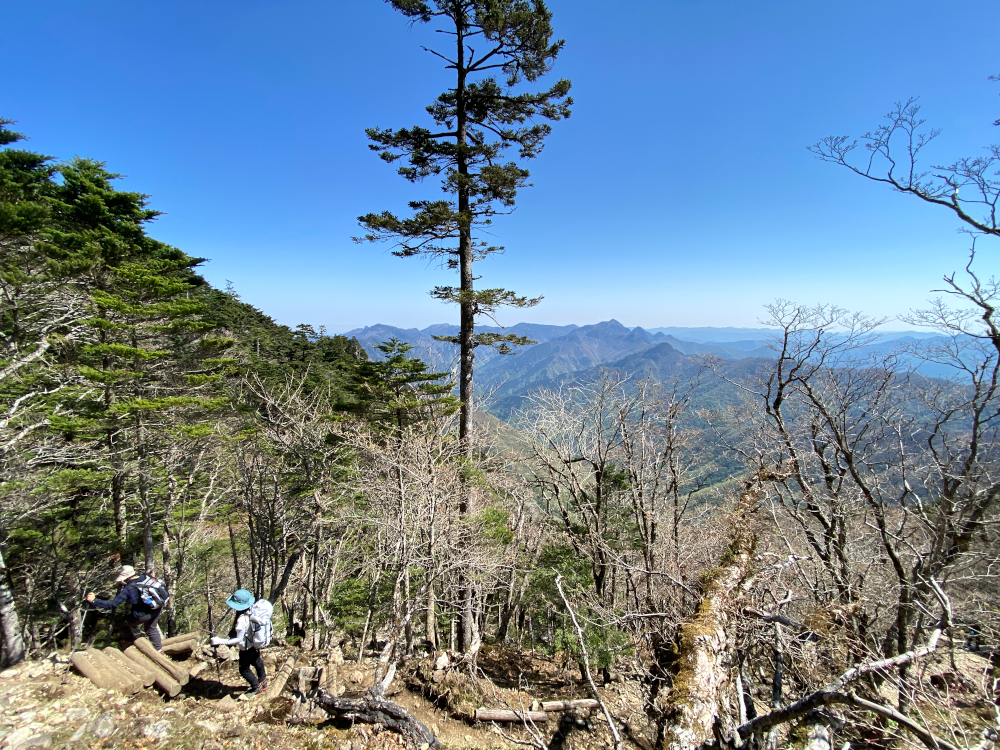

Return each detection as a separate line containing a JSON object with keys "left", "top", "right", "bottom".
{"left": 134, "top": 637, "right": 189, "bottom": 685}
{"left": 124, "top": 646, "right": 182, "bottom": 698}
{"left": 264, "top": 656, "right": 296, "bottom": 700}
{"left": 161, "top": 638, "right": 199, "bottom": 656}
{"left": 161, "top": 631, "right": 201, "bottom": 647}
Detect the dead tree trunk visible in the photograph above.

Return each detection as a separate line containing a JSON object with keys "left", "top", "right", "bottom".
{"left": 0, "top": 546, "right": 25, "bottom": 666}
{"left": 314, "top": 684, "right": 440, "bottom": 748}
{"left": 662, "top": 472, "right": 777, "bottom": 750}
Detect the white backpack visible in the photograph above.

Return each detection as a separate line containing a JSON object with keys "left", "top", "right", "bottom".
{"left": 243, "top": 599, "right": 273, "bottom": 649}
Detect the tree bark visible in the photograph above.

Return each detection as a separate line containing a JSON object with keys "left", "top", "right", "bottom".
{"left": 662, "top": 473, "right": 774, "bottom": 750}
{"left": 0, "top": 546, "right": 25, "bottom": 666}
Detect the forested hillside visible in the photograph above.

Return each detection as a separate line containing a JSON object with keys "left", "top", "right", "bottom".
{"left": 3, "top": 4, "right": 1000, "bottom": 748}
{"left": 4, "top": 111, "right": 1000, "bottom": 750}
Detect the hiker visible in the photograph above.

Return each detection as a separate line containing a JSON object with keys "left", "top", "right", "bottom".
{"left": 86, "top": 565, "right": 168, "bottom": 651}
{"left": 210, "top": 589, "right": 272, "bottom": 698}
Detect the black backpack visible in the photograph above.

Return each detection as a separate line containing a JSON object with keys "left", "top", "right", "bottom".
{"left": 134, "top": 573, "right": 169, "bottom": 610}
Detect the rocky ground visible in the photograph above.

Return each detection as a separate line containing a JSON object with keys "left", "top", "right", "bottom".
{"left": 2, "top": 640, "right": 991, "bottom": 750}
{"left": 0, "top": 645, "right": 640, "bottom": 750}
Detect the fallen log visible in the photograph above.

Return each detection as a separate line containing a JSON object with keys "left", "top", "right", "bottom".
{"left": 87, "top": 647, "right": 141, "bottom": 694}
{"left": 124, "top": 645, "right": 182, "bottom": 697}
{"left": 71, "top": 651, "right": 119, "bottom": 691}
{"left": 134, "top": 637, "right": 189, "bottom": 685}
{"left": 264, "top": 656, "right": 296, "bottom": 700}
{"left": 662, "top": 470, "right": 784, "bottom": 750}
{"left": 476, "top": 708, "right": 550, "bottom": 723}
{"left": 541, "top": 699, "right": 600, "bottom": 712}
{"left": 314, "top": 687, "right": 440, "bottom": 748}
{"left": 161, "top": 638, "right": 198, "bottom": 656}
{"left": 103, "top": 647, "right": 154, "bottom": 688}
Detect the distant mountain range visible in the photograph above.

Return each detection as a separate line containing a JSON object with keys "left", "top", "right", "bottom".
{"left": 344, "top": 320, "right": 958, "bottom": 420}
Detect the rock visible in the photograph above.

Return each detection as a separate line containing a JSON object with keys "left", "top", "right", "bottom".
{"left": 349, "top": 670, "right": 363, "bottom": 684}
{"left": 216, "top": 695, "right": 237, "bottom": 713}
{"left": 143, "top": 721, "right": 172, "bottom": 740}
{"left": 64, "top": 709, "right": 89, "bottom": 723}
{"left": 351, "top": 743, "right": 364, "bottom": 750}
{"left": 329, "top": 646, "right": 344, "bottom": 666}
{"left": 0, "top": 670, "right": 19, "bottom": 681}
{"left": 17, "top": 712, "right": 37, "bottom": 725}
{"left": 69, "top": 711, "right": 115, "bottom": 742}
{"left": 2, "top": 727, "right": 34, "bottom": 748}
{"left": 202, "top": 743, "right": 223, "bottom": 750}
{"left": 195, "top": 720, "right": 222, "bottom": 735}
{"left": 18, "top": 735, "right": 52, "bottom": 749}
{"left": 431, "top": 670, "right": 445, "bottom": 684}
{"left": 434, "top": 653, "right": 450, "bottom": 671}
{"left": 220, "top": 726, "right": 242, "bottom": 739}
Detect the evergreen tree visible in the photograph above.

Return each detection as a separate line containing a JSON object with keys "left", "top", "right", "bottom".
{"left": 350, "top": 338, "right": 458, "bottom": 433}
{"left": 357, "top": 0, "right": 571, "bottom": 453}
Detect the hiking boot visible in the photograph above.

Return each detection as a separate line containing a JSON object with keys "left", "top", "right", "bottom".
{"left": 257, "top": 678, "right": 269, "bottom": 694}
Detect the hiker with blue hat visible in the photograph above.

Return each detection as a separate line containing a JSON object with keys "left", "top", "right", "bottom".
{"left": 211, "top": 589, "right": 273, "bottom": 698}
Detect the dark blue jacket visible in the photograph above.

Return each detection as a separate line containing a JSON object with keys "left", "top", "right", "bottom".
{"left": 92, "top": 580, "right": 155, "bottom": 619}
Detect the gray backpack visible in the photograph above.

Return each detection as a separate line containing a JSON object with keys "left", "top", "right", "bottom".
{"left": 243, "top": 600, "right": 273, "bottom": 649}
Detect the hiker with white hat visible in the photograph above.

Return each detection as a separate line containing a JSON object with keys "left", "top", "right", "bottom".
{"left": 211, "top": 589, "right": 272, "bottom": 698}
{"left": 86, "top": 565, "right": 170, "bottom": 651}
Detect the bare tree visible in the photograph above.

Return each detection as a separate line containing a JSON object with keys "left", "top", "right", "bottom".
{"left": 810, "top": 83, "right": 999, "bottom": 238}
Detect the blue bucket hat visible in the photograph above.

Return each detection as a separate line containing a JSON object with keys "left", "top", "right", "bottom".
{"left": 226, "top": 589, "right": 255, "bottom": 611}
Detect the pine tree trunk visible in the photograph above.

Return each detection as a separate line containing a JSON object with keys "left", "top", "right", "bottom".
{"left": 455, "top": 9, "right": 473, "bottom": 459}
{"left": 0, "top": 546, "right": 25, "bottom": 666}
{"left": 453, "top": 9, "right": 477, "bottom": 657}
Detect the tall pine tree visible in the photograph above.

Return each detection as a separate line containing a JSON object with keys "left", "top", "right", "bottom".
{"left": 357, "top": 0, "right": 571, "bottom": 456}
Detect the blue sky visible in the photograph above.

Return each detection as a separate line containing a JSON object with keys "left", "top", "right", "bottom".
{"left": 4, "top": 0, "right": 998, "bottom": 331}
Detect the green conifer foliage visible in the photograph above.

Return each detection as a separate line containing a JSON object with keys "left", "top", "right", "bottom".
{"left": 350, "top": 338, "right": 459, "bottom": 433}
{"left": 357, "top": 0, "right": 571, "bottom": 449}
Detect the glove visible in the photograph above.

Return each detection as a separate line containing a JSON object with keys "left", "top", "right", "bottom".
{"left": 210, "top": 637, "right": 223, "bottom": 646}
